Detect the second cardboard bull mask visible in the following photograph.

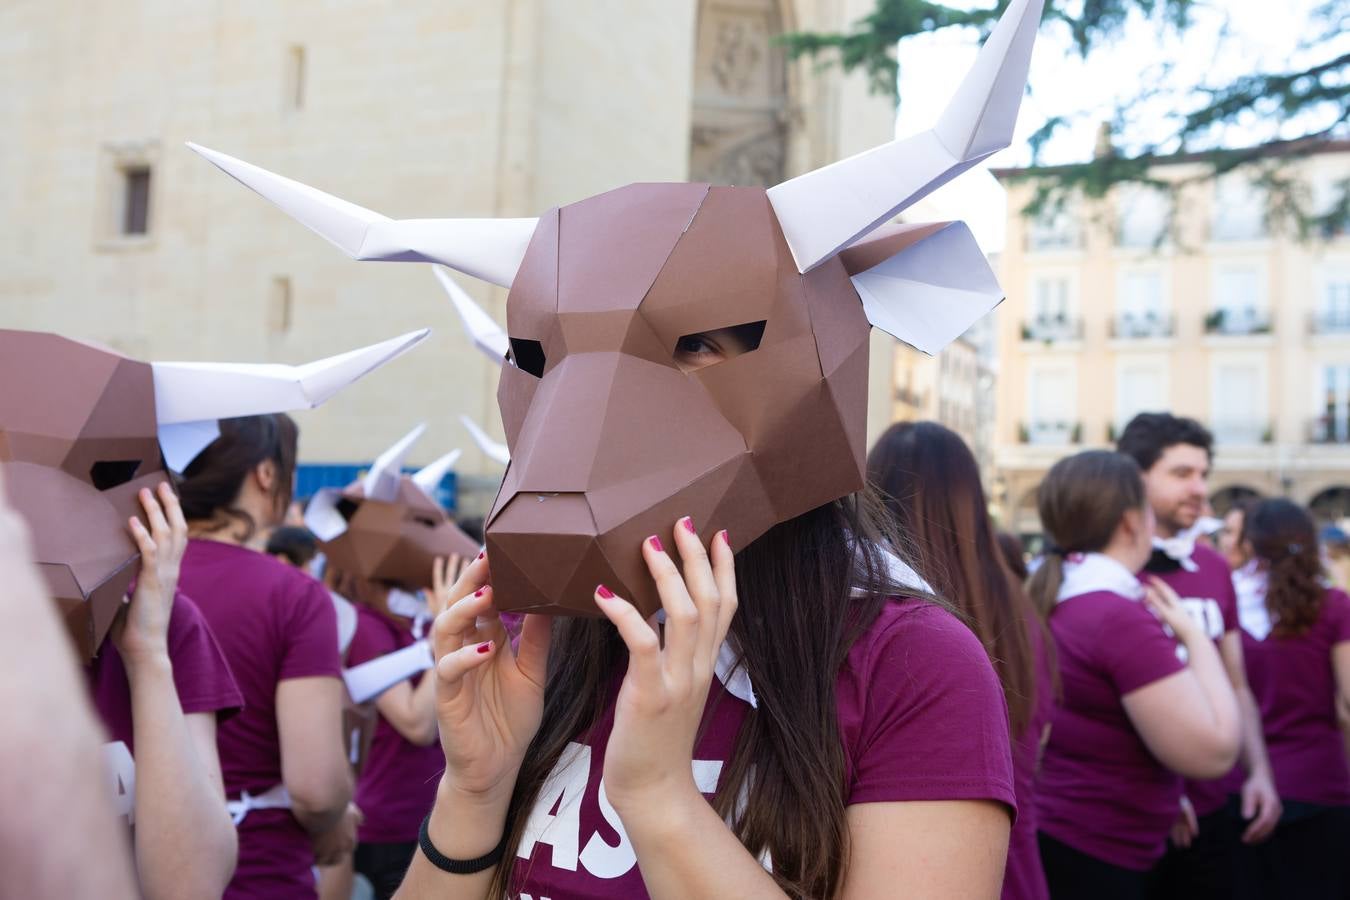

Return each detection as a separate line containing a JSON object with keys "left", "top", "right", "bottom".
{"left": 305, "top": 423, "right": 480, "bottom": 593}
{"left": 190, "top": 0, "right": 1044, "bottom": 617}
{"left": 0, "top": 328, "right": 427, "bottom": 657}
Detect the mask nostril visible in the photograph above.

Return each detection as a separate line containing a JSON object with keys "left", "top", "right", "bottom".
{"left": 508, "top": 338, "right": 547, "bottom": 378}
{"left": 89, "top": 460, "right": 142, "bottom": 491}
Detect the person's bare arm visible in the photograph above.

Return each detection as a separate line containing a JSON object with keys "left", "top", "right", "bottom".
{"left": 1123, "top": 582, "right": 1241, "bottom": 779}
{"left": 278, "top": 676, "right": 353, "bottom": 834}
{"left": 0, "top": 470, "right": 139, "bottom": 898}
{"left": 1333, "top": 642, "right": 1350, "bottom": 765}
{"left": 842, "top": 801, "right": 1010, "bottom": 900}
{"left": 374, "top": 677, "right": 438, "bottom": 747}
{"left": 117, "top": 484, "right": 237, "bottom": 898}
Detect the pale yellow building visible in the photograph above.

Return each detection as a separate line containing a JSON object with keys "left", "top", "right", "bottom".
{"left": 0, "top": 0, "right": 898, "bottom": 515}
{"left": 992, "top": 139, "right": 1350, "bottom": 536}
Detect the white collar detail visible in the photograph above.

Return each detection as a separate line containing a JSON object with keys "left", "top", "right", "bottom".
{"left": 1233, "top": 559, "right": 1273, "bottom": 640}
{"left": 1057, "top": 553, "right": 1145, "bottom": 603}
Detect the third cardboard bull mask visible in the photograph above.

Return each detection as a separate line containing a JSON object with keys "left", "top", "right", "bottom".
{"left": 189, "top": 0, "right": 1043, "bottom": 616}
{"left": 305, "top": 423, "right": 480, "bottom": 591}
{"left": 0, "top": 328, "right": 427, "bottom": 657}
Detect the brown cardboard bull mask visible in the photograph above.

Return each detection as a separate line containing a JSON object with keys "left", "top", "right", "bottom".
{"left": 0, "top": 328, "right": 427, "bottom": 657}
{"left": 190, "top": 0, "right": 1042, "bottom": 616}
{"left": 306, "top": 424, "right": 480, "bottom": 592}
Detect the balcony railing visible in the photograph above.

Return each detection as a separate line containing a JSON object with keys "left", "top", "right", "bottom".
{"left": 1110, "top": 313, "right": 1175, "bottom": 339}
{"left": 1310, "top": 312, "right": 1350, "bottom": 335}
{"left": 1021, "top": 316, "right": 1084, "bottom": 343}
{"left": 1018, "top": 421, "right": 1083, "bottom": 446}
{"left": 1203, "top": 308, "right": 1272, "bottom": 336}
{"left": 1310, "top": 417, "right": 1350, "bottom": 444}
{"left": 1211, "top": 420, "right": 1273, "bottom": 445}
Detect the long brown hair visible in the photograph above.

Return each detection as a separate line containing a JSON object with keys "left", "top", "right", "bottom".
{"left": 866, "top": 421, "right": 1040, "bottom": 735}
{"left": 1026, "top": 451, "right": 1146, "bottom": 616}
{"left": 493, "top": 490, "right": 928, "bottom": 899}
{"left": 178, "top": 414, "right": 298, "bottom": 542}
{"left": 1243, "top": 498, "right": 1325, "bottom": 637}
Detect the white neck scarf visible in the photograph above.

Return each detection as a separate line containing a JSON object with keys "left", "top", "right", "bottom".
{"left": 386, "top": 587, "right": 432, "bottom": 638}
{"left": 1057, "top": 552, "right": 1145, "bottom": 603}
{"left": 1153, "top": 518, "right": 1213, "bottom": 573}
{"left": 1233, "top": 559, "right": 1273, "bottom": 640}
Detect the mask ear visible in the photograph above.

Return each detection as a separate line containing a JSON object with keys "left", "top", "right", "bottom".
{"left": 304, "top": 488, "right": 350, "bottom": 541}
{"left": 839, "top": 221, "right": 1002, "bottom": 356}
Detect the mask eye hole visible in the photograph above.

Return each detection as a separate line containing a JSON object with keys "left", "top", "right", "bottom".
{"left": 411, "top": 515, "right": 438, "bottom": 528}
{"left": 507, "top": 338, "right": 547, "bottom": 378}
{"left": 336, "top": 498, "right": 360, "bottom": 522}
{"left": 673, "top": 320, "right": 766, "bottom": 373}
{"left": 90, "top": 460, "right": 142, "bottom": 491}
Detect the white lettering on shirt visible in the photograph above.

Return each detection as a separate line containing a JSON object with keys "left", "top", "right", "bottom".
{"left": 1180, "top": 598, "right": 1225, "bottom": 640}
{"left": 101, "top": 741, "right": 136, "bottom": 825}
{"left": 522, "top": 741, "right": 725, "bottom": 880}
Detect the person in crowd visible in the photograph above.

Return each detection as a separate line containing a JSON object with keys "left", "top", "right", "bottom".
{"left": 868, "top": 421, "right": 1054, "bottom": 900}
{"left": 324, "top": 558, "right": 459, "bottom": 898}
{"left": 177, "top": 414, "right": 358, "bottom": 898}
{"left": 1029, "top": 450, "right": 1240, "bottom": 900}
{"left": 1216, "top": 500, "right": 1255, "bottom": 572}
{"left": 399, "top": 346, "right": 1020, "bottom": 898}
{"left": 1232, "top": 498, "right": 1350, "bottom": 899}
{"left": 87, "top": 483, "right": 243, "bottom": 899}
{"left": 1116, "top": 413, "right": 1280, "bottom": 900}
{"left": 0, "top": 467, "right": 141, "bottom": 899}
{"left": 1320, "top": 524, "right": 1350, "bottom": 594}
{"left": 269, "top": 524, "right": 321, "bottom": 570}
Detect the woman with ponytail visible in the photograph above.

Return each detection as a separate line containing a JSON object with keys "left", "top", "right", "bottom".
{"left": 176, "top": 415, "right": 358, "bottom": 898}
{"left": 1029, "top": 451, "right": 1240, "bottom": 899}
{"left": 1233, "top": 499, "right": 1350, "bottom": 898}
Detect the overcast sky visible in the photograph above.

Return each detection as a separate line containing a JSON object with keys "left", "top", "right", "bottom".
{"left": 892, "top": 0, "right": 1348, "bottom": 251}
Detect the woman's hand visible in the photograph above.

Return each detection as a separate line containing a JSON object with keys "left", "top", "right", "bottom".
{"left": 596, "top": 519, "right": 737, "bottom": 815}
{"left": 1144, "top": 576, "right": 1203, "bottom": 645}
{"left": 428, "top": 554, "right": 467, "bottom": 618}
{"left": 112, "top": 483, "right": 188, "bottom": 666}
{"left": 429, "top": 552, "right": 553, "bottom": 804}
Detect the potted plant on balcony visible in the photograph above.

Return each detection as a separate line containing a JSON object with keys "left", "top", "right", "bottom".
{"left": 1204, "top": 309, "right": 1226, "bottom": 333}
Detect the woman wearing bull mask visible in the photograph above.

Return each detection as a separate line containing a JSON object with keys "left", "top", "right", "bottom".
{"left": 392, "top": 325, "right": 1017, "bottom": 900}
{"left": 176, "top": 414, "right": 359, "bottom": 899}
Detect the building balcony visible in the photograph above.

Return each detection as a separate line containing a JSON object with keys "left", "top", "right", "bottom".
{"left": 1203, "top": 308, "right": 1272, "bottom": 337}
{"left": 1212, "top": 420, "right": 1273, "bottom": 446}
{"left": 894, "top": 385, "right": 927, "bottom": 409}
{"left": 1309, "top": 312, "right": 1350, "bottom": 336}
{"left": 1018, "top": 420, "right": 1083, "bottom": 446}
{"left": 1309, "top": 417, "right": 1350, "bottom": 444}
{"left": 1110, "top": 313, "right": 1175, "bottom": 339}
{"left": 1020, "top": 316, "right": 1084, "bottom": 344}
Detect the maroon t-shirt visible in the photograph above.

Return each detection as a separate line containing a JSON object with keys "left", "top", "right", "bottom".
{"left": 347, "top": 605, "right": 445, "bottom": 843}
{"left": 507, "top": 600, "right": 1016, "bottom": 899}
{"left": 1038, "top": 589, "right": 1187, "bottom": 871}
{"left": 179, "top": 539, "right": 342, "bottom": 899}
{"left": 1147, "top": 543, "right": 1241, "bottom": 816}
{"left": 88, "top": 591, "right": 243, "bottom": 824}
{"left": 1242, "top": 587, "right": 1350, "bottom": 806}
{"left": 1005, "top": 615, "right": 1054, "bottom": 900}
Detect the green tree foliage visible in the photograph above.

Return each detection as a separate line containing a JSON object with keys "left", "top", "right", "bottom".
{"left": 780, "top": 0, "right": 1349, "bottom": 239}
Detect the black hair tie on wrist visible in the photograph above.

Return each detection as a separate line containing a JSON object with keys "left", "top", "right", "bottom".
{"left": 418, "top": 813, "right": 508, "bottom": 875}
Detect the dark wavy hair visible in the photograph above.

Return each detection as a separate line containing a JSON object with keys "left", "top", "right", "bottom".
{"left": 1243, "top": 498, "right": 1325, "bottom": 637}
{"left": 866, "top": 421, "right": 1041, "bottom": 735}
{"left": 495, "top": 491, "right": 932, "bottom": 899}
{"left": 1117, "top": 412, "right": 1214, "bottom": 473}
{"left": 178, "top": 414, "right": 298, "bottom": 542}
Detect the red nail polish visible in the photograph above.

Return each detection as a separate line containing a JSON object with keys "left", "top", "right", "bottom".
{"left": 474, "top": 588, "right": 485, "bottom": 598}
{"left": 648, "top": 535, "right": 663, "bottom": 552}
{"left": 476, "top": 641, "right": 492, "bottom": 654}
{"left": 476, "top": 550, "right": 485, "bottom": 560}
{"left": 720, "top": 529, "right": 731, "bottom": 549}
{"left": 682, "top": 517, "right": 696, "bottom": 534}
{"left": 596, "top": 584, "right": 615, "bottom": 599}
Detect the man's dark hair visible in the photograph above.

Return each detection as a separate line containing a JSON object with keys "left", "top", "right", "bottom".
{"left": 265, "top": 525, "right": 319, "bottom": 569}
{"left": 1116, "top": 412, "right": 1214, "bottom": 472}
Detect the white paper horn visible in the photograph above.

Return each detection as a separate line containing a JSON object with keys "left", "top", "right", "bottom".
{"left": 765, "top": 0, "right": 1044, "bottom": 273}
{"left": 363, "top": 423, "right": 426, "bottom": 502}
{"left": 412, "top": 449, "right": 463, "bottom": 497}
{"left": 186, "top": 142, "right": 538, "bottom": 289}
{"left": 433, "top": 267, "right": 509, "bottom": 365}
{"left": 459, "top": 415, "right": 511, "bottom": 466}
